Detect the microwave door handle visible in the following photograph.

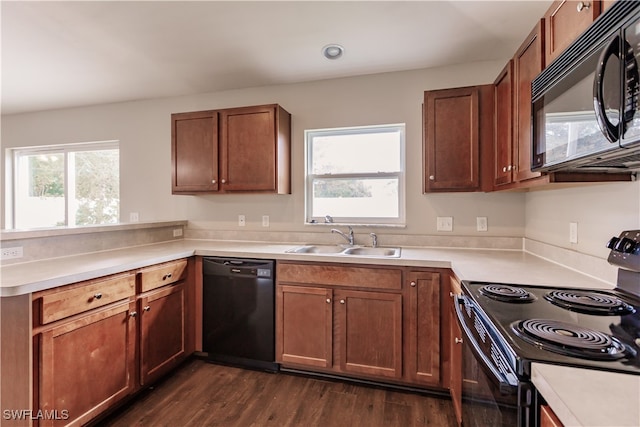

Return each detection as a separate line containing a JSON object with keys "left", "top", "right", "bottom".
{"left": 622, "top": 39, "right": 639, "bottom": 135}
{"left": 454, "top": 297, "right": 517, "bottom": 394}
{"left": 593, "top": 34, "right": 620, "bottom": 143}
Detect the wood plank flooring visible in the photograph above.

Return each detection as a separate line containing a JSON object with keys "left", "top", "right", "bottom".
{"left": 96, "top": 358, "right": 457, "bottom": 427}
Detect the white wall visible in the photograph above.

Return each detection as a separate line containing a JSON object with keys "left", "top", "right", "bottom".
{"left": 1, "top": 60, "right": 526, "bottom": 238}
{"left": 525, "top": 181, "right": 640, "bottom": 258}
{"left": 2, "top": 60, "right": 638, "bottom": 258}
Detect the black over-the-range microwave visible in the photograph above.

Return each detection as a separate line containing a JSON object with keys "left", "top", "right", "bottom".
{"left": 532, "top": 1, "right": 640, "bottom": 173}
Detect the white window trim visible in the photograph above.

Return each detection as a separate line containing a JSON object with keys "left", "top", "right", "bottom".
{"left": 7, "top": 140, "right": 119, "bottom": 229}
{"left": 304, "top": 124, "right": 406, "bottom": 227}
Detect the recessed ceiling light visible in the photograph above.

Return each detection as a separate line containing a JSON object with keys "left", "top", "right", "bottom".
{"left": 322, "top": 44, "right": 344, "bottom": 60}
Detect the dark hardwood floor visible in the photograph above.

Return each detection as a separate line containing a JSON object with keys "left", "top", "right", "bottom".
{"left": 97, "top": 358, "right": 457, "bottom": 427}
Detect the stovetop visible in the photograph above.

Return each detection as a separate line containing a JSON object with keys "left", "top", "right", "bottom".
{"left": 462, "top": 280, "right": 640, "bottom": 377}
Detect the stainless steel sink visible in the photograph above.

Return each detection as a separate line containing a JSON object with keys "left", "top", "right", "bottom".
{"left": 285, "top": 244, "right": 345, "bottom": 254}
{"left": 341, "top": 247, "right": 401, "bottom": 257}
{"left": 285, "top": 245, "right": 401, "bottom": 258}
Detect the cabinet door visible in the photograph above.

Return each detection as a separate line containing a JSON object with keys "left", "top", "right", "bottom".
{"left": 337, "top": 290, "right": 402, "bottom": 379}
{"left": 406, "top": 271, "right": 440, "bottom": 386}
{"left": 545, "top": 0, "right": 600, "bottom": 65}
{"left": 450, "top": 295, "right": 463, "bottom": 426}
{"left": 171, "top": 110, "right": 219, "bottom": 193}
{"left": 220, "top": 105, "right": 289, "bottom": 192}
{"left": 494, "top": 61, "right": 514, "bottom": 187}
{"left": 424, "top": 87, "right": 480, "bottom": 192}
{"left": 276, "top": 285, "right": 333, "bottom": 368}
{"left": 139, "top": 283, "right": 186, "bottom": 386}
{"left": 36, "top": 301, "right": 136, "bottom": 427}
{"left": 514, "top": 21, "right": 544, "bottom": 183}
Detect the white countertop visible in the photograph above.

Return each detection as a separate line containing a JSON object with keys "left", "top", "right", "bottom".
{"left": 0, "top": 238, "right": 633, "bottom": 426}
{"left": 532, "top": 363, "right": 640, "bottom": 427}
{"left": 0, "top": 238, "right": 613, "bottom": 296}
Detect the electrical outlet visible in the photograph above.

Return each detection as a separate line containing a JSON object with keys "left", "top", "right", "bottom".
{"left": 238, "top": 215, "right": 246, "bottom": 227}
{"left": 477, "top": 217, "right": 488, "bottom": 232}
{"left": 129, "top": 212, "right": 139, "bottom": 222}
{"left": 437, "top": 216, "right": 453, "bottom": 232}
{"left": 1, "top": 246, "right": 23, "bottom": 260}
{"left": 173, "top": 228, "right": 183, "bottom": 237}
{"left": 262, "top": 215, "right": 270, "bottom": 227}
{"left": 569, "top": 222, "right": 578, "bottom": 244}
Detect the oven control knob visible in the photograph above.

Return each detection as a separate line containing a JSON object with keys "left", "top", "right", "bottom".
{"left": 606, "top": 236, "right": 620, "bottom": 249}
{"left": 614, "top": 237, "right": 639, "bottom": 254}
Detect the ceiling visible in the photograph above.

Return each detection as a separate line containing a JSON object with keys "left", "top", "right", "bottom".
{"left": 1, "top": 1, "right": 553, "bottom": 115}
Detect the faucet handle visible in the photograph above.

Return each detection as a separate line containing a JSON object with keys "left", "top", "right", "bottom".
{"left": 370, "top": 232, "right": 378, "bottom": 248}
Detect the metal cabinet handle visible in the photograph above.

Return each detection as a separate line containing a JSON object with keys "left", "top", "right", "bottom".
{"left": 340, "top": 299, "right": 345, "bottom": 304}
{"left": 130, "top": 311, "right": 137, "bottom": 317}
{"left": 449, "top": 292, "right": 455, "bottom": 298}
{"left": 212, "top": 179, "right": 216, "bottom": 184}
{"left": 326, "top": 298, "right": 331, "bottom": 304}
{"left": 93, "top": 293, "right": 102, "bottom": 300}
{"left": 410, "top": 281, "right": 416, "bottom": 287}
{"left": 143, "top": 305, "right": 151, "bottom": 312}
{"left": 221, "top": 179, "right": 227, "bottom": 184}
{"left": 502, "top": 166, "right": 507, "bottom": 172}
{"left": 577, "top": 1, "right": 590, "bottom": 12}
{"left": 455, "top": 337, "right": 463, "bottom": 344}
{"left": 429, "top": 175, "right": 435, "bottom": 181}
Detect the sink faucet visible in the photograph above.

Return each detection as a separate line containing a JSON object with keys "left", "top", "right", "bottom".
{"left": 370, "top": 233, "right": 378, "bottom": 248}
{"left": 331, "top": 226, "right": 354, "bottom": 246}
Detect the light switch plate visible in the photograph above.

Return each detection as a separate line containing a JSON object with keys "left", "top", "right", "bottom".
{"left": 437, "top": 216, "right": 453, "bottom": 232}
{"left": 238, "top": 215, "right": 246, "bottom": 226}
{"left": 262, "top": 215, "right": 270, "bottom": 227}
{"left": 476, "top": 217, "right": 488, "bottom": 232}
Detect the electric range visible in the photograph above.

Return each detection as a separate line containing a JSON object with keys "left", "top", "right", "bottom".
{"left": 455, "top": 230, "right": 640, "bottom": 427}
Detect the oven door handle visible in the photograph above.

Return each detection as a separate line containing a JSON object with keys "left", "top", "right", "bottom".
{"left": 454, "top": 296, "right": 518, "bottom": 395}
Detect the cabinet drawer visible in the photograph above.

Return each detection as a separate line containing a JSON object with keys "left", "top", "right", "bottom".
{"left": 36, "top": 272, "right": 135, "bottom": 325}
{"left": 139, "top": 259, "right": 188, "bottom": 292}
{"left": 277, "top": 262, "right": 402, "bottom": 290}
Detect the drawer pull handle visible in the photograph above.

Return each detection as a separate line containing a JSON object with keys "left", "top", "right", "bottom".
{"left": 326, "top": 298, "right": 331, "bottom": 304}
{"left": 93, "top": 293, "right": 102, "bottom": 300}
{"left": 410, "top": 281, "right": 416, "bottom": 287}
{"left": 455, "top": 337, "right": 463, "bottom": 344}
{"left": 130, "top": 311, "right": 137, "bottom": 318}
{"left": 340, "top": 299, "right": 345, "bottom": 304}
{"left": 162, "top": 273, "right": 173, "bottom": 280}
{"left": 143, "top": 305, "right": 151, "bottom": 312}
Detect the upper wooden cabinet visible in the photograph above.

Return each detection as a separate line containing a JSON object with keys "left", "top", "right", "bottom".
{"left": 493, "top": 61, "right": 514, "bottom": 187}
{"left": 494, "top": 21, "right": 545, "bottom": 189}
{"left": 423, "top": 85, "right": 494, "bottom": 192}
{"left": 171, "top": 104, "right": 291, "bottom": 194}
{"left": 544, "top": 0, "right": 601, "bottom": 65}
{"left": 513, "top": 20, "right": 545, "bottom": 183}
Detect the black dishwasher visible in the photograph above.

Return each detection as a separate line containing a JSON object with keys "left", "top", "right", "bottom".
{"left": 202, "top": 257, "right": 278, "bottom": 372}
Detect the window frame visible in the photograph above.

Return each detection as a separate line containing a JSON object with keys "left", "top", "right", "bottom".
{"left": 7, "top": 140, "right": 120, "bottom": 229}
{"left": 304, "top": 124, "right": 406, "bottom": 227}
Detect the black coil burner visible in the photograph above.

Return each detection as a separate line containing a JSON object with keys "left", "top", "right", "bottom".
{"left": 479, "top": 284, "right": 536, "bottom": 303}
{"left": 544, "top": 290, "right": 636, "bottom": 315}
{"left": 512, "top": 319, "right": 633, "bottom": 360}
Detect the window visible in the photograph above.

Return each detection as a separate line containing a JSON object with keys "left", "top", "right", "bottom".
{"left": 9, "top": 141, "right": 120, "bottom": 229}
{"left": 305, "top": 124, "right": 405, "bottom": 225}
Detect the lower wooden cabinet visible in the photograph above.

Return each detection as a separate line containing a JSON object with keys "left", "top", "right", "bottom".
{"left": 406, "top": 270, "right": 441, "bottom": 386}
{"left": 448, "top": 276, "right": 463, "bottom": 426}
{"left": 276, "top": 262, "right": 444, "bottom": 388}
{"left": 139, "top": 282, "right": 186, "bottom": 386}
{"left": 32, "top": 258, "right": 192, "bottom": 427}
{"left": 338, "top": 289, "right": 403, "bottom": 379}
{"left": 277, "top": 285, "right": 333, "bottom": 368}
{"left": 34, "top": 300, "right": 137, "bottom": 427}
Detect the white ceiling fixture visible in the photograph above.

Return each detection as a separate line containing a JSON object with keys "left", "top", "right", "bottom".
{"left": 323, "top": 44, "right": 345, "bottom": 60}
{"left": 1, "top": 1, "right": 554, "bottom": 115}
